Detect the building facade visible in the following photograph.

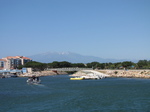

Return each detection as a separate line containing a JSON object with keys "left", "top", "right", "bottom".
{"left": 0, "top": 56, "right": 32, "bottom": 70}
{"left": 0, "top": 59, "right": 6, "bottom": 70}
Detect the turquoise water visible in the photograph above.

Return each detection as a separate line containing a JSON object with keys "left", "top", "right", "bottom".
{"left": 0, "top": 75, "right": 150, "bottom": 112}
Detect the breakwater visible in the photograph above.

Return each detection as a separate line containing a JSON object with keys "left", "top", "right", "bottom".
{"left": 19, "top": 69, "right": 150, "bottom": 79}
{"left": 19, "top": 70, "right": 67, "bottom": 77}
{"left": 98, "top": 70, "right": 150, "bottom": 78}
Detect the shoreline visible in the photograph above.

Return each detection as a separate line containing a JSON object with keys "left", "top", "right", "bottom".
{"left": 98, "top": 70, "right": 150, "bottom": 79}
{"left": 19, "top": 70, "right": 68, "bottom": 77}
{"left": 18, "top": 69, "right": 150, "bottom": 79}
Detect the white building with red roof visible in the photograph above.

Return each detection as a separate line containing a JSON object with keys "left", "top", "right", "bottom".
{"left": 0, "top": 56, "right": 32, "bottom": 70}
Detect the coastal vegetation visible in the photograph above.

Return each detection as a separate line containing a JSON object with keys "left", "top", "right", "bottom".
{"left": 19, "top": 60, "right": 150, "bottom": 71}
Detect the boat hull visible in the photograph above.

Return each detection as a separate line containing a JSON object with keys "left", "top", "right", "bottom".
{"left": 70, "top": 77, "right": 84, "bottom": 80}
{"left": 27, "top": 76, "right": 41, "bottom": 84}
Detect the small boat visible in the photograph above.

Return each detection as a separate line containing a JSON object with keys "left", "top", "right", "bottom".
{"left": 70, "top": 75, "right": 101, "bottom": 80}
{"left": 70, "top": 77, "right": 84, "bottom": 80}
{"left": 27, "top": 76, "right": 41, "bottom": 84}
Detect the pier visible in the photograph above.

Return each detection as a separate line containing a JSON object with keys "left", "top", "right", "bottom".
{"left": 46, "top": 67, "right": 93, "bottom": 71}
{"left": 0, "top": 70, "right": 22, "bottom": 78}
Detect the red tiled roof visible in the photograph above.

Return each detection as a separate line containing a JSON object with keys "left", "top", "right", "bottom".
{"left": 21, "top": 57, "right": 31, "bottom": 60}
{"left": 0, "top": 59, "right": 6, "bottom": 61}
{"left": 5, "top": 56, "right": 17, "bottom": 59}
{"left": 3, "top": 56, "right": 31, "bottom": 60}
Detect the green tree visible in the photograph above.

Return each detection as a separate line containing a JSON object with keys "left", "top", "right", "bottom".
{"left": 122, "top": 61, "right": 134, "bottom": 69}
{"left": 114, "top": 62, "right": 122, "bottom": 69}
{"left": 71, "top": 63, "right": 86, "bottom": 67}
{"left": 109, "top": 64, "right": 115, "bottom": 69}
{"left": 87, "top": 62, "right": 100, "bottom": 69}
{"left": 24, "top": 61, "right": 47, "bottom": 71}
{"left": 137, "top": 60, "right": 149, "bottom": 69}
{"left": 50, "top": 61, "right": 60, "bottom": 68}
{"left": 59, "top": 61, "right": 72, "bottom": 67}
{"left": 99, "top": 63, "right": 105, "bottom": 69}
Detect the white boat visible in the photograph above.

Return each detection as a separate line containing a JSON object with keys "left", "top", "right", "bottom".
{"left": 27, "top": 76, "right": 41, "bottom": 84}
{"left": 71, "top": 70, "right": 110, "bottom": 80}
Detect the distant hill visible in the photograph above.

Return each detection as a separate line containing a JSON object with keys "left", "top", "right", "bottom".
{"left": 28, "top": 52, "right": 135, "bottom": 63}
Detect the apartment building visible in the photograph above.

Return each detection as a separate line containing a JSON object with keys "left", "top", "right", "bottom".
{"left": 0, "top": 56, "right": 32, "bottom": 70}
{"left": 0, "top": 59, "right": 6, "bottom": 70}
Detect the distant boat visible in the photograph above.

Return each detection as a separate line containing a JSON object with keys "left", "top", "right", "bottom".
{"left": 70, "top": 76, "right": 100, "bottom": 80}
{"left": 27, "top": 76, "right": 41, "bottom": 84}
{"left": 70, "top": 77, "right": 84, "bottom": 80}
{"left": 10, "top": 74, "right": 18, "bottom": 78}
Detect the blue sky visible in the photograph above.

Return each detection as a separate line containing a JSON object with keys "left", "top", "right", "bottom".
{"left": 0, "top": 0, "right": 150, "bottom": 60}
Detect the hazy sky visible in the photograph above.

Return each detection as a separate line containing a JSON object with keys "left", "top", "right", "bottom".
{"left": 0, "top": 0, "right": 150, "bottom": 60}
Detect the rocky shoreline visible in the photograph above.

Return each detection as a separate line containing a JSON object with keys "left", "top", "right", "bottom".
{"left": 19, "top": 69, "right": 150, "bottom": 79}
{"left": 19, "top": 70, "right": 68, "bottom": 77}
{"left": 98, "top": 70, "right": 150, "bottom": 79}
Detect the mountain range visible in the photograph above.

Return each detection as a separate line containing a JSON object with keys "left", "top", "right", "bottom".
{"left": 28, "top": 52, "right": 136, "bottom": 63}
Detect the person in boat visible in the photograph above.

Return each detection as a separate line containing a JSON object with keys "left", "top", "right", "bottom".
{"left": 36, "top": 77, "right": 39, "bottom": 81}
{"left": 27, "top": 75, "right": 37, "bottom": 81}
{"left": 32, "top": 75, "right": 36, "bottom": 80}
{"left": 27, "top": 75, "right": 40, "bottom": 84}
{"left": 32, "top": 76, "right": 39, "bottom": 81}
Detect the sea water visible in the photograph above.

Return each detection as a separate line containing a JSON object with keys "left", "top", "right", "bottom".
{"left": 0, "top": 75, "right": 150, "bottom": 112}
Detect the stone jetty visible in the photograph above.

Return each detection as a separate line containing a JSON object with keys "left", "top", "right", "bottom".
{"left": 98, "top": 70, "right": 150, "bottom": 79}
{"left": 19, "top": 70, "right": 67, "bottom": 77}
{"left": 19, "top": 69, "right": 150, "bottom": 79}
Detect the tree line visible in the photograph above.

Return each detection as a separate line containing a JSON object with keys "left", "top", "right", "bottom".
{"left": 18, "top": 60, "right": 150, "bottom": 71}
